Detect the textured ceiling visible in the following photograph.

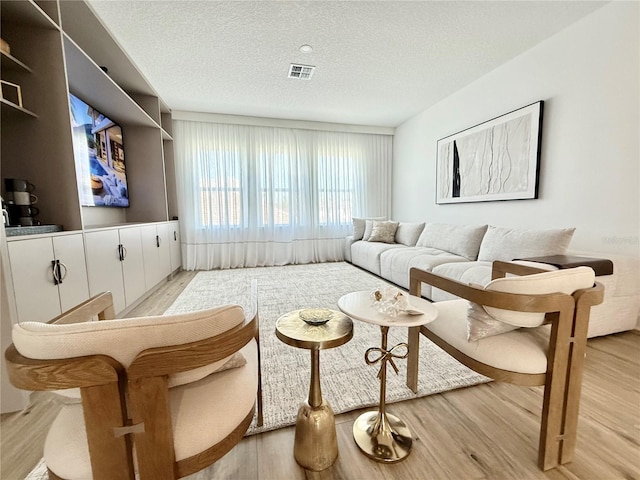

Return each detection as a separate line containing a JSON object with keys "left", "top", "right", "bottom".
{"left": 87, "top": 1, "right": 605, "bottom": 127}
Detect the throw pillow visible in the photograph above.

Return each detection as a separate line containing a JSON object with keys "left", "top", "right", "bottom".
{"left": 395, "top": 222, "right": 426, "bottom": 246}
{"left": 168, "top": 351, "right": 247, "bottom": 388}
{"left": 353, "top": 216, "right": 385, "bottom": 240}
{"left": 368, "top": 221, "right": 399, "bottom": 243}
{"left": 467, "top": 302, "right": 519, "bottom": 341}
{"left": 477, "top": 226, "right": 575, "bottom": 262}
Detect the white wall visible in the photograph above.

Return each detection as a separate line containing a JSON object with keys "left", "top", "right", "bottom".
{"left": 392, "top": 2, "right": 639, "bottom": 257}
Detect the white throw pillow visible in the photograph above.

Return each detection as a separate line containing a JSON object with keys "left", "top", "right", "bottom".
{"left": 415, "top": 223, "right": 488, "bottom": 260}
{"left": 467, "top": 302, "right": 518, "bottom": 341}
{"left": 477, "top": 226, "right": 575, "bottom": 262}
{"left": 167, "top": 351, "right": 247, "bottom": 388}
{"left": 395, "top": 222, "right": 426, "bottom": 246}
{"left": 368, "top": 221, "right": 399, "bottom": 243}
{"left": 353, "top": 216, "right": 385, "bottom": 241}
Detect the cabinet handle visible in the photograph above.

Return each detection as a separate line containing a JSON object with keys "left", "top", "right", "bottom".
{"left": 51, "top": 259, "right": 67, "bottom": 285}
{"left": 58, "top": 261, "right": 68, "bottom": 282}
{"left": 156, "top": 235, "right": 161, "bottom": 248}
{"left": 174, "top": 231, "right": 177, "bottom": 241}
{"left": 51, "top": 260, "right": 60, "bottom": 285}
{"left": 118, "top": 244, "right": 128, "bottom": 261}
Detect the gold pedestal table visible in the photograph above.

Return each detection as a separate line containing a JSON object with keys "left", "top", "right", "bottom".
{"left": 337, "top": 291, "right": 437, "bottom": 463}
{"left": 275, "top": 308, "right": 353, "bottom": 471}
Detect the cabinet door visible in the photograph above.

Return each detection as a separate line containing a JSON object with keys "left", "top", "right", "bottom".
{"left": 7, "top": 238, "right": 61, "bottom": 323}
{"left": 119, "top": 226, "right": 146, "bottom": 307}
{"left": 169, "top": 221, "right": 182, "bottom": 272}
{"left": 156, "top": 223, "right": 172, "bottom": 279}
{"left": 141, "top": 224, "right": 162, "bottom": 290}
{"left": 84, "top": 230, "right": 126, "bottom": 314}
{"left": 52, "top": 234, "right": 90, "bottom": 313}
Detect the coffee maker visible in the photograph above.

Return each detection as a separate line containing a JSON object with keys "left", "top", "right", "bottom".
{"left": 3, "top": 178, "right": 40, "bottom": 226}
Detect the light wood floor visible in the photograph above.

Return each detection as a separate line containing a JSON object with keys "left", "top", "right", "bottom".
{"left": 2, "top": 270, "right": 639, "bottom": 480}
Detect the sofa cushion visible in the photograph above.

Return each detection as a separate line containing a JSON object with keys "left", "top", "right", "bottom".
{"left": 351, "top": 240, "right": 405, "bottom": 276}
{"left": 477, "top": 226, "right": 575, "bottom": 262}
{"left": 416, "top": 223, "right": 488, "bottom": 260}
{"left": 380, "top": 247, "right": 467, "bottom": 293}
{"left": 353, "top": 217, "right": 385, "bottom": 240}
{"left": 368, "top": 221, "right": 399, "bottom": 243}
{"left": 395, "top": 222, "right": 425, "bottom": 247}
{"left": 430, "top": 261, "right": 493, "bottom": 302}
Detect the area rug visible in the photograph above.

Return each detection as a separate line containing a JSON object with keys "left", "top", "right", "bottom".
{"left": 25, "top": 261, "right": 489, "bottom": 479}
{"left": 164, "top": 261, "right": 489, "bottom": 435}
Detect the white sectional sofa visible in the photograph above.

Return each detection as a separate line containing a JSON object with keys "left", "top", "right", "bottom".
{"left": 345, "top": 220, "right": 639, "bottom": 338}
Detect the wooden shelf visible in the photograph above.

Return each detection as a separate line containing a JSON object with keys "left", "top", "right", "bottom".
{"left": 1, "top": 50, "right": 32, "bottom": 73}
{"left": 63, "top": 35, "right": 158, "bottom": 128}
{"left": 1, "top": 0, "right": 59, "bottom": 30}
{"left": 1, "top": 98, "right": 37, "bottom": 117}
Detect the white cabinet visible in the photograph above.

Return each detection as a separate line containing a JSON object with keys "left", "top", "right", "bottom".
{"left": 169, "top": 220, "right": 182, "bottom": 272}
{"left": 85, "top": 225, "right": 149, "bottom": 315}
{"left": 118, "top": 226, "right": 146, "bottom": 306}
{"left": 7, "top": 233, "right": 89, "bottom": 323}
{"left": 84, "top": 229, "right": 126, "bottom": 314}
{"left": 141, "top": 223, "right": 172, "bottom": 290}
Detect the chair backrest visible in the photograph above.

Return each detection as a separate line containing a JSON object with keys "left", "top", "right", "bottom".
{"left": 483, "top": 266, "right": 596, "bottom": 327}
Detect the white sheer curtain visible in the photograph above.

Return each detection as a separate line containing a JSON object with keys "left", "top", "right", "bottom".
{"left": 174, "top": 120, "right": 391, "bottom": 270}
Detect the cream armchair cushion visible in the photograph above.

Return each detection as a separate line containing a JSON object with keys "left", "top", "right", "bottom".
{"left": 483, "top": 266, "right": 595, "bottom": 326}
{"left": 12, "top": 304, "right": 246, "bottom": 387}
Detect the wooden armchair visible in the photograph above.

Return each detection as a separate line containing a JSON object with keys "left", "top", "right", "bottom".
{"left": 5, "top": 282, "right": 263, "bottom": 480}
{"left": 406, "top": 261, "right": 604, "bottom": 471}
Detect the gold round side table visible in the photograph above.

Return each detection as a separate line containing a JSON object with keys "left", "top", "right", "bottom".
{"left": 338, "top": 290, "right": 437, "bottom": 463}
{"left": 275, "top": 309, "right": 353, "bottom": 471}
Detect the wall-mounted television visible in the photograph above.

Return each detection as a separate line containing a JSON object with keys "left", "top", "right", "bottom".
{"left": 69, "top": 93, "right": 129, "bottom": 207}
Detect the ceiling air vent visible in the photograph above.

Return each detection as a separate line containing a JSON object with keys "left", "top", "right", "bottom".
{"left": 288, "top": 63, "right": 315, "bottom": 80}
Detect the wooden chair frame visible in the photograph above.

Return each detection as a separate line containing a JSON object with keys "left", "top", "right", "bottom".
{"left": 406, "top": 261, "right": 604, "bottom": 471}
{"left": 5, "top": 285, "right": 264, "bottom": 480}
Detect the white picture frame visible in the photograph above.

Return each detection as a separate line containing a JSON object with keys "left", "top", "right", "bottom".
{"left": 436, "top": 101, "right": 544, "bottom": 204}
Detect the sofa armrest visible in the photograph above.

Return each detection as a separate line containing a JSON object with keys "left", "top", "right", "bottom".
{"left": 344, "top": 235, "right": 356, "bottom": 263}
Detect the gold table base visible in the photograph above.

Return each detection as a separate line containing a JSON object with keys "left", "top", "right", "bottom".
{"left": 294, "top": 400, "right": 338, "bottom": 471}
{"left": 354, "top": 325, "right": 413, "bottom": 463}
{"left": 352, "top": 410, "right": 412, "bottom": 463}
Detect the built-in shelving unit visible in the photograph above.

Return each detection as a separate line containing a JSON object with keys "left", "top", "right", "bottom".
{"left": 1, "top": 0, "right": 177, "bottom": 231}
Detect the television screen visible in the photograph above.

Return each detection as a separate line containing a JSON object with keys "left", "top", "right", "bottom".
{"left": 69, "top": 93, "right": 129, "bottom": 207}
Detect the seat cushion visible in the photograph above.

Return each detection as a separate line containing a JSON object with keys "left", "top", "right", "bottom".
{"left": 426, "top": 300, "right": 549, "bottom": 375}
{"left": 351, "top": 240, "right": 405, "bottom": 276}
{"left": 44, "top": 340, "right": 258, "bottom": 479}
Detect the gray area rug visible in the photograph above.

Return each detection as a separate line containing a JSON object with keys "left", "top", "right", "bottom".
{"left": 164, "top": 261, "right": 489, "bottom": 435}
{"left": 25, "top": 261, "right": 489, "bottom": 480}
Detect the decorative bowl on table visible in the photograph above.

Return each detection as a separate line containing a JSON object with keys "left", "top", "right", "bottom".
{"left": 299, "top": 308, "right": 333, "bottom": 326}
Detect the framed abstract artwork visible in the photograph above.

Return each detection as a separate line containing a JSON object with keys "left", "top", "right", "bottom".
{"left": 436, "top": 101, "right": 544, "bottom": 204}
